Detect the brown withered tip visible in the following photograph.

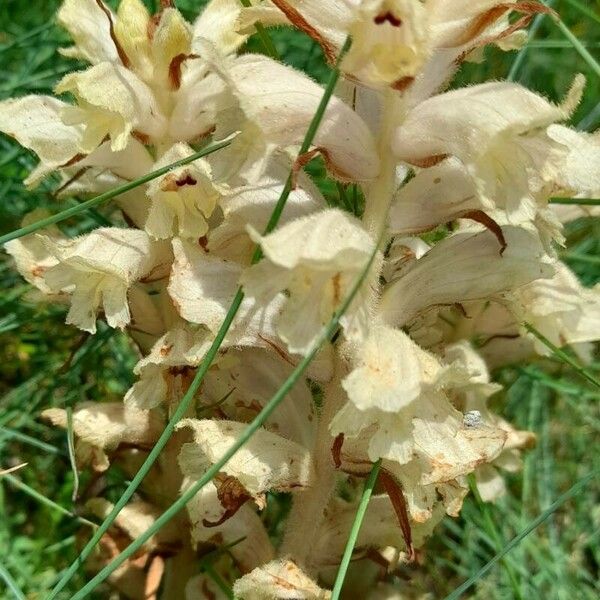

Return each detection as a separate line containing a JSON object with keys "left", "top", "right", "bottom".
{"left": 203, "top": 475, "right": 252, "bottom": 527}
{"left": 332, "top": 433, "right": 345, "bottom": 469}
{"left": 379, "top": 469, "right": 416, "bottom": 562}
{"left": 374, "top": 11, "right": 403, "bottom": 27}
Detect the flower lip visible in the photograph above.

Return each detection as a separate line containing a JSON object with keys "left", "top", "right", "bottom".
{"left": 374, "top": 11, "right": 403, "bottom": 27}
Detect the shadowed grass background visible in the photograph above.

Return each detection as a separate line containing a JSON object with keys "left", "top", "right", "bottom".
{"left": 0, "top": 0, "right": 598, "bottom": 598}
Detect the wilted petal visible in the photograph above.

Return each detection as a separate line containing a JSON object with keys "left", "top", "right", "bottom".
{"left": 57, "top": 0, "right": 119, "bottom": 65}
{"left": 233, "top": 559, "right": 330, "bottom": 600}
{"left": 42, "top": 402, "right": 163, "bottom": 471}
{"left": 42, "top": 228, "right": 171, "bottom": 333}
{"left": 0, "top": 96, "right": 83, "bottom": 186}
{"left": 178, "top": 418, "right": 314, "bottom": 504}
{"left": 56, "top": 63, "right": 167, "bottom": 152}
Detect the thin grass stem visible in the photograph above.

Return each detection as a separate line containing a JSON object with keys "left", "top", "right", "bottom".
{"left": 523, "top": 322, "right": 600, "bottom": 390}
{"left": 562, "top": 0, "right": 600, "bottom": 26}
{"left": 204, "top": 564, "right": 235, "bottom": 600}
{"left": 238, "top": 0, "right": 280, "bottom": 59}
{"left": 0, "top": 563, "right": 26, "bottom": 600}
{"left": 549, "top": 198, "right": 600, "bottom": 205}
{"left": 1, "top": 474, "right": 96, "bottom": 528}
{"left": 551, "top": 14, "right": 600, "bottom": 79}
{"left": 0, "top": 138, "right": 234, "bottom": 246}
{"left": 442, "top": 471, "right": 596, "bottom": 600}
{"left": 330, "top": 460, "right": 381, "bottom": 600}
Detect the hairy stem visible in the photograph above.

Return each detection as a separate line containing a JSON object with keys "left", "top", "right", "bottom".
{"left": 279, "top": 362, "right": 347, "bottom": 567}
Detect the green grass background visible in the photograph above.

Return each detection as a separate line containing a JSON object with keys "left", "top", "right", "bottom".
{"left": 0, "top": 0, "right": 599, "bottom": 598}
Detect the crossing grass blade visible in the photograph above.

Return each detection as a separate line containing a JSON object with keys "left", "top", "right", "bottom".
{"left": 330, "top": 460, "right": 382, "bottom": 600}
{"left": 523, "top": 322, "right": 600, "bottom": 390}
{"left": 1, "top": 474, "right": 96, "bottom": 528}
{"left": 442, "top": 471, "right": 596, "bottom": 600}
{"left": 238, "top": 0, "right": 280, "bottom": 60}
{"left": 549, "top": 198, "right": 600, "bottom": 205}
{"left": 0, "top": 137, "right": 234, "bottom": 246}
{"left": 550, "top": 13, "right": 600, "bottom": 79}
{"left": 0, "top": 563, "right": 26, "bottom": 600}
{"left": 47, "top": 36, "right": 352, "bottom": 599}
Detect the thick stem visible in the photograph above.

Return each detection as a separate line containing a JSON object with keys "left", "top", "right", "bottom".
{"left": 361, "top": 90, "right": 404, "bottom": 236}
{"left": 160, "top": 546, "right": 198, "bottom": 600}
{"left": 279, "top": 366, "right": 347, "bottom": 568}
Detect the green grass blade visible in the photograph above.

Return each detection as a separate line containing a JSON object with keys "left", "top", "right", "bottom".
{"left": 1, "top": 474, "right": 95, "bottom": 528}
{"left": 442, "top": 471, "right": 596, "bottom": 600}
{"left": 523, "top": 322, "right": 600, "bottom": 390}
{"left": 238, "top": 0, "right": 280, "bottom": 60}
{"left": 0, "top": 425, "right": 62, "bottom": 455}
{"left": 562, "top": 0, "right": 600, "bottom": 26}
{"left": 0, "top": 138, "right": 233, "bottom": 246}
{"left": 47, "top": 37, "right": 352, "bottom": 600}
{"left": 331, "top": 460, "right": 381, "bottom": 600}
{"left": 467, "top": 475, "right": 523, "bottom": 598}
{"left": 507, "top": 0, "right": 555, "bottom": 82}
{"left": 0, "top": 563, "right": 26, "bottom": 600}
{"left": 204, "top": 564, "right": 235, "bottom": 600}
{"left": 549, "top": 198, "right": 600, "bottom": 205}
{"left": 551, "top": 14, "right": 600, "bottom": 78}
{"left": 65, "top": 406, "right": 80, "bottom": 502}
{"left": 66, "top": 206, "right": 382, "bottom": 600}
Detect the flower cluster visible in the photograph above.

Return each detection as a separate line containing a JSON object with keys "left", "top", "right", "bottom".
{"left": 2, "top": 0, "right": 600, "bottom": 598}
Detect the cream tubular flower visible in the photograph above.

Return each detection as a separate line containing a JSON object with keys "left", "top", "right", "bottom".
{"left": 380, "top": 226, "right": 553, "bottom": 328}
{"left": 514, "top": 262, "right": 600, "bottom": 357}
{"left": 0, "top": 96, "right": 83, "bottom": 186}
{"left": 393, "top": 78, "right": 584, "bottom": 220}
{"left": 178, "top": 419, "right": 315, "bottom": 510}
{"left": 342, "top": 0, "right": 430, "bottom": 89}
{"left": 42, "top": 402, "right": 163, "bottom": 472}
{"left": 41, "top": 228, "right": 170, "bottom": 333}
{"left": 208, "top": 52, "right": 380, "bottom": 182}
{"left": 241, "top": 208, "right": 376, "bottom": 354}
{"left": 145, "top": 143, "right": 221, "bottom": 240}
{"left": 233, "top": 559, "right": 331, "bottom": 600}
{"left": 55, "top": 63, "right": 167, "bottom": 153}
